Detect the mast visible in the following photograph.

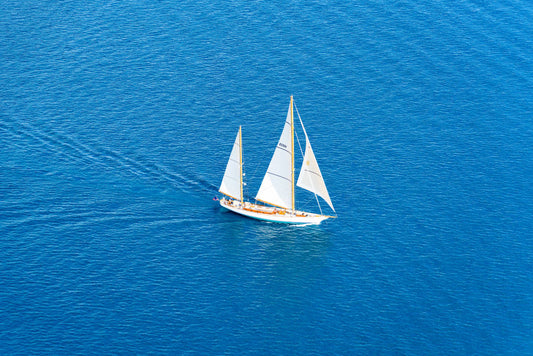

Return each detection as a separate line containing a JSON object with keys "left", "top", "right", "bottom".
{"left": 290, "top": 96, "right": 295, "bottom": 212}
{"left": 239, "top": 125, "right": 243, "bottom": 203}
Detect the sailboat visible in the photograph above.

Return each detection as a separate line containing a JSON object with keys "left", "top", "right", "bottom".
{"left": 218, "top": 96, "right": 336, "bottom": 224}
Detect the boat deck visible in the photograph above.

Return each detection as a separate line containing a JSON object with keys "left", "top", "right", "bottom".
{"left": 220, "top": 198, "right": 328, "bottom": 224}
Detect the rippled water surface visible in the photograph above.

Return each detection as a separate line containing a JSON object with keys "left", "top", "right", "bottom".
{"left": 1, "top": 1, "right": 532, "bottom": 354}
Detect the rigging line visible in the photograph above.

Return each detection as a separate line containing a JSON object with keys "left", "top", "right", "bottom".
{"left": 238, "top": 128, "right": 257, "bottom": 201}
{"left": 241, "top": 159, "right": 256, "bottom": 201}
{"left": 294, "top": 104, "right": 305, "bottom": 157}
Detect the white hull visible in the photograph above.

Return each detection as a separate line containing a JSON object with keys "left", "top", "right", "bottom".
{"left": 220, "top": 199, "right": 329, "bottom": 225}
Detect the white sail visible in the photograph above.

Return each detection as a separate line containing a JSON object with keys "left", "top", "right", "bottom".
{"left": 296, "top": 123, "right": 335, "bottom": 212}
{"left": 219, "top": 126, "right": 243, "bottom": 201}
{"left": 255, "top": 102, "right": 294, "bottom": 209}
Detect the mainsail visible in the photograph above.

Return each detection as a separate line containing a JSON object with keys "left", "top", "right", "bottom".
{"left": 296, "top": 124, "right": 335, "bottom": 212}
{"left": 255, "top": 101, "right": 294, "bottom": 210}
{"left": 219, "top": 126, "right": 243, "bottom": 201}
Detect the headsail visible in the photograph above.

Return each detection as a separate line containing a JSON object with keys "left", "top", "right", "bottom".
{"left": 255, "top": 101, "right": 294, "bottom": 210}
{"left": 219, "top": 126, "right": 243, "bottom": 201}
{"left": 296, "top": 121, "right": 335, "bottom": 212}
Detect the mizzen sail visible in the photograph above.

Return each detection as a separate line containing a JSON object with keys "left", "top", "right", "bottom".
{"left": 219, "top": 126, "right": 243, "bottom": 201}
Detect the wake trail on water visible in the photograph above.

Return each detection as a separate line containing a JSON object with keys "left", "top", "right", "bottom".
{"left": 0, "top": 119, "right": 219, "bottom": 196}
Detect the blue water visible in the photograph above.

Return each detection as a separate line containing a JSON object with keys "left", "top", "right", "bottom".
{"left": 1, "top": 0, "right": 532, "bottom": 354}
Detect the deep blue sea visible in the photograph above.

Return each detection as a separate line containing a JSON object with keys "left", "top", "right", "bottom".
{"left": 1, "top": 0, "right": 532, "bottom": 354}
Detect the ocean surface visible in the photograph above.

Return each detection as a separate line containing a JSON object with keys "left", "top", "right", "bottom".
{"left": 1, "top": 0, "right": 532, "bottom": 354}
